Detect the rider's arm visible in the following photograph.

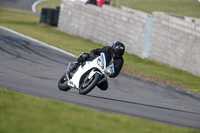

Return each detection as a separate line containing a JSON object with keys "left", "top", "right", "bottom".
{"left": 90, "top": 46, "right": 111, "bottom": 58}
{"left": 109, "top": 57, "right": 124, "bottom": 78}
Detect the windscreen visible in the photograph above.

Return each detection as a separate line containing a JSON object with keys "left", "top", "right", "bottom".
{"left": 104, "top": 53, "right": 113, "bottom": 67}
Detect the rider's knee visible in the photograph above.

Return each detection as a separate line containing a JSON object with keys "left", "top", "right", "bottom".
{"left": 97, "top": 82, "right": 108, "bottom": 91}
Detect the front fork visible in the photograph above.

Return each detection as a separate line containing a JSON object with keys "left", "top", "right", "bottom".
{"left": 88, "top": 69, "right": 106, "bottom": 86}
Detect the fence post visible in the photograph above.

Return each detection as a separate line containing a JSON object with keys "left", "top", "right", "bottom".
{"left": 142, "top": 16, "right": 153, "bottom": 58}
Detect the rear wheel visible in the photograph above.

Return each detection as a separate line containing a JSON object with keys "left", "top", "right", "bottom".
{"left": 79, "top": 73, "right": 101, "bottom": 95}
{"left": 58, "top": 73, "right": 71, "bottom": 91}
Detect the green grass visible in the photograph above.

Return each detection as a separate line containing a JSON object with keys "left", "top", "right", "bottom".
{"left": 117, "top": 0, "right": 200, "bottom": 18}
{"left": 123, "top": 53, "right": 200, "bottom": 94}
{"left": 0, "top": 7, "right": 200, "bottom": 94}
{"left": 0, "top": 6, "right": 200, "bottom": 132}
{"left": 36, "top": 0, "right": 62, "bottom": 13}
{"left": 1, "top": 89, "right": 199, "bottom": 133}
{"left": 35, "top": 0, "right": 200, "bottom": 18}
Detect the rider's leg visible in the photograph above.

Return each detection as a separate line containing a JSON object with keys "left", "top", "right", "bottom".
{"left": 69, "top": 53, "right": 90, "bottom": 73}
{"left": 67, "top": 53, "right": 91, "bottom": 77}
{"left": 68, "top": 62, "right": 79, "bottom": 74}
{"left": 97, "top": 80, "right": 108, "bottom": 91}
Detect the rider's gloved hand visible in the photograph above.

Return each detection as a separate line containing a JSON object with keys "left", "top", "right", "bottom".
{"left": 77, "top": 52, "right": 90, "bottom": 63}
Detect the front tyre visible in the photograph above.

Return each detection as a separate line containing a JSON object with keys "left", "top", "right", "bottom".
{"left": 58, "top": 73, "right": 71, "bottom": 91}
{"left": 79, "top": 73, "right": 101, "bottom": 95}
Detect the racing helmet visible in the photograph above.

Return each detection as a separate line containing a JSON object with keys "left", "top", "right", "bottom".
{"left": 112, "top": 41, "right": 125, "bottom": 57}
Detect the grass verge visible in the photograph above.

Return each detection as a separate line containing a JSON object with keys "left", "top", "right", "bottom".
{"left": 0, "top": 89, "right": 199, "bottom": 133}
{"left": 0, "top": 7, "right": 200, "bottom": 94}
{"left": 36, "top": 0, "right": 62, "bottom": 13}
{"left": 116, "top": 0, "right": 200, "bottom": 18}
{"left": 35, "top": 0, "right": 200, "bottom": 18}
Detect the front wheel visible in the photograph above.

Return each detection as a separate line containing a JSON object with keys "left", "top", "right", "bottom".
{"left": 58, "top": 73, "right": 71, "bottom": 91}
{"left": 79, "top": 73, "right": 101, "bottom": 95}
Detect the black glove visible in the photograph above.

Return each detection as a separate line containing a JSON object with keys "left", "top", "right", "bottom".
{"left": 77, "top": 52, "right": 90, "bottom": 63}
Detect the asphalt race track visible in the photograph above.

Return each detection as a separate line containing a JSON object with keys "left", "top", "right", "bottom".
{"left": 0, "top": 27, "right": 200, "bottom": 129}
{"left": 0, "top": 0, "right": 37, "bottom": 11}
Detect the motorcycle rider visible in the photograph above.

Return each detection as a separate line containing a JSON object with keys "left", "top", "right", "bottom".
{"left": 68, "top": 41, "right": 125, "bottom": 90}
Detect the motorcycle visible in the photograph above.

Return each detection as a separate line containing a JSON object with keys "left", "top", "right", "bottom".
{"left": 58, "top": 52, "right": 115, "bottom": 95}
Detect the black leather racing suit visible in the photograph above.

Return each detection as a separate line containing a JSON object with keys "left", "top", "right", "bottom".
{"left": 90, "top": 46, "right": 124, "bottom": 90}
{"left": 69, "top": 46, "right": 124, "bottom": 90}
{"left": 90, "top": 46, "right": 124, "bottom": 78}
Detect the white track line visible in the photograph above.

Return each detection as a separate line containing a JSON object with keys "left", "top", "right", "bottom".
{"left": 0, "top": 26, "right": 77, "bottom": 58}
{"left": 32, "top": 0, "right": 48, "bottom": 13}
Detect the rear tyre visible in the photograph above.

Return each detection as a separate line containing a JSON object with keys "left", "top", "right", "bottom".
{"left": 58, "top": 73, "right": 71, "bottom": 91}
{"left": 79, "top": 73, "right": 101, "bottom": 95}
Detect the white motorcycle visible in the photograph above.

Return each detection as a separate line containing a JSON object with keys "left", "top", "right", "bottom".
{"left": 58, "top": 52, "right": 115, "bottom": 95}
